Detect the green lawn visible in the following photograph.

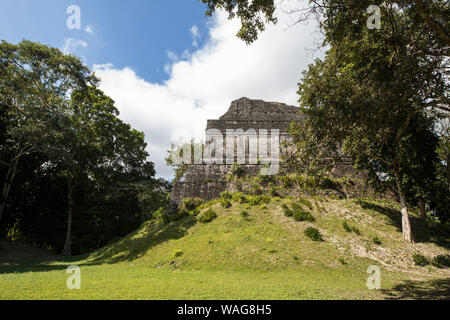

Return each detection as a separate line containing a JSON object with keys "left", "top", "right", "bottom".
{"left": 0, "top": 262, "right": 410, "bottom": 300}
{"left": 1, "top": 196, "right": 449, "bottom": 300}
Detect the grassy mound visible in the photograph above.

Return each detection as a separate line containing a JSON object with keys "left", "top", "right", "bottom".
{"left": 1, "top": 195, "right": 449, "bottom": 299}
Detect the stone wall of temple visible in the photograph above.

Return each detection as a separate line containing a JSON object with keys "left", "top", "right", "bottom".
{"left": 169, "top": 97, "right": 355, "bottom": 206}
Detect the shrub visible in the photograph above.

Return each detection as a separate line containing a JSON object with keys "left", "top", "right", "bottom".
{"left": 413, "top": 254, "right": 429, "bottom": 266}
{"left": 231, "top": 163, "right": 245, "bottom": 178}
{"left": 248, "top": 195, "right": 270, "bottom": 206}
{"left": 342, "top": 221, "right": 360, "bottom": 235}
{"left": 293, "top": 209, "right": 316, "bottom": 222}
{"left": 241, "top": 211, "right": 249, "bottom": 218}
{"left": 180, "top": 197, "right": 203, "bottom": 214}
{"left": 281, "top": 176, "right": 294, "bottom": 189}
{"left": 174, "top": 249, "right": 183, "bottom": 257}
{"left": 304, "top": 227, "right": 323, "bottom": 241}
{"left": 162, "top": 210, "right": 189, "bottom": 223}
{"left": 152, "top": 207, "right": 166, "bottom": 220}
{"left": 343, "top": 221, "right": 352, "bottom": 232}
{"left": 269, "top": 186, "right": 279, "bottom": 197}
{"left": 351, "top": 226, "right": 361, "bottom": 235}
{"left": 431, "top": 255, "right": 450, "bottom": 268}
{"left": 238, "top": 194, "right": 249, "bottom": 204}
{"left": 251, "top": 185, "right": 263, "bottom": 195}
{"left": 296, "top": 175, "right": 317, "bottom": 189}
{"left": 220, "top": 191, "right": 233, "bottom": 200}
{"left": 225, "top": 173, "right": 234, "bottom": 182}
{"left": 261, "top": 175, "right": 276, "bottom": 185}
{"left": 338, "top": 257, "right": 347, "bottom": 265}
{"left": 298, "top": 197, "right": 313, "bottom": 210}
{"left": 198, "top": 209, "right": 217, "bottom": 223}
{"left": 220, "top": 198, "right": 232, "bottom": 209}
{"left": 283, "top": 207, "right": 293, "bottom": 217}
{"left": 281, "top": 204, "right": 293, "bottom": 217}
{"left": 372, "top": 236, "right": 382, "bottom": 245}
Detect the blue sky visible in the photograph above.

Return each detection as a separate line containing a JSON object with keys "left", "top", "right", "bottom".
{"left": 0, "top": 0, "right": 210, "bottom": 84}
{"left": 0, "top": 0, "right": 320, "bottom": 178}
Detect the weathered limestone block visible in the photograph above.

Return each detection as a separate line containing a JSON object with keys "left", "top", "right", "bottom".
{"left": 169, "top": 97, "right": 356, "bottom": 207}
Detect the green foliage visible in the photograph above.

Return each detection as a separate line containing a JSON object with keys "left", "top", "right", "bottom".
{"left": 200, "top": 0, "right": 277, "bottom": 44}
{"left": 181, "top": 197, "right": 204, "bottom": 214}
{"left": 304, "top": 227, "right": 323, "bottom": 242}
{"left": 342, "top": 222, "right": 360, "bottom": 235}
{"left": 413, "top": 254, "right": 430, "bottom": 267}
{"left": 293, "top": 209, "right": 316, "bottom": 223}
{"left": 431, "top": 255, "right": 450, "bottom": 268}
{"left": 0, "top": 40, "right": 166, "bottom": 254}
{"left": 351, "top": 226, "right": 361, "bottom": 236}
{"left": 343, "top": 222, "right": 352, "bottom": 233}
{"left": 220, "top": 191, "right": 233, "bottom": 200}
{"left": 281, "top": 204, "right": 293, "bottom": 217}
{"left": 372, "top": 236, "right": 382, "bottom": 245}
{"left": 236, "top": 193, "right": 249, "bottom": 204}
{"left": 163, "top": 211, "right": 189, "bottom": 224}
{"left": 288, "top": 1, "right": 448, "bottom": 243}
{"left": 269, "top": 185, "right": 279, "bottom": 197}
{"left": 198, "top": 209, "right": 217, "bottom": 223}
{"left": 283, "top": 208, "right": 293, "bottom": 217}
{"left": 174, "top": 249, "right": 183, "bottom": 257}
{"left": 248, "top": 195, "right": 270, "bottom": 206}
{"left": 240, "top": 211, "right": 249, "bottom": 218}
{"left": 220, "top": 198, "right": 232, "bottom": 209}
{"left": 297, "top": 197, "right": 313, "bottom": 210}
{"left": 280, "top": 176, "right": 294, "bottom": 189}
{"left": 230, "top": 163, "right": 245, "bottom": 178}
{"left": 258, "top": 174, "right": 275, "bottom": 185}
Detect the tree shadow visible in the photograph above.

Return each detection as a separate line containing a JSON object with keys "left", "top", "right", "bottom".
{"left": 382, "top": 278, "right": 450, "bottom": 300}
{"left": 357, "top": 200, "right": 450, "bottom": 249}
{"left": 85, "top": 215, "right": 197, "bottom": 265}
{"left": 0, "top": 216, "right": 197, "bottom": 274}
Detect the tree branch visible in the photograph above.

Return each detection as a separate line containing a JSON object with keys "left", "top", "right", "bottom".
{"left": 413, "top": 0, "right": 450, "bottom": 46}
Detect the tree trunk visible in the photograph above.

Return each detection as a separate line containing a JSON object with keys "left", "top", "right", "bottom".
{"left": 395, "top": 169, "right": 413, "bottom": 243}
{"left": 447, "top": 153, "right": 450, "bottom": 192}
{"left": 0, "top": 157, "right": 19, "bottom": 224}
{"left": 62, "top": 172, "right": 73, "bottom": 256}
{"left": 418, "top": 198, "right": 426, "bottom": 220}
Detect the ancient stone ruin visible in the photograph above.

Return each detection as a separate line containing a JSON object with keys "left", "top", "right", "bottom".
{"left": 170, "top": 97, "right": 304, "bottom": 206}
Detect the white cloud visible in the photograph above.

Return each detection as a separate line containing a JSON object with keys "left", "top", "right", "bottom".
{"left": 94, "top": 9, "right": 322, "bottom": 179}
{"left": 190, "top": 25, "right": 200, "bottom": 47}
{"left": 84, "top": 25, "right": 95, "bottom": 34}
{"left": 62, "top": 38, "right": 88, "bottom": 54}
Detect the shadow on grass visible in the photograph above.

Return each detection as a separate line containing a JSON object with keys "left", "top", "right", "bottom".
{"left": 0, "top": 216, "right": 197, "bottom": 274}
{"left": 382, "top": 278, "right": 450, "bottom": 300}
{"left": 85, "top": 215, "right": 197, "bottom": 265}
{"left": 357, "top": 200, "right": 450, "bottom": 249}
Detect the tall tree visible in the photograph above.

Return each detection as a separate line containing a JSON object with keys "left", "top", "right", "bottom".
{"left": 54, "top": 87, "right": 153, "bottom": 255}
{"left": 295, "top": 18, "right": 445, "bottom": 242}
{"left": 0, "top": 40, "right": 96, "bottom": 224}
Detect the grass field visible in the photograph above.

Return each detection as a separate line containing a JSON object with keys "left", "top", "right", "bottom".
{"left": 1, "top": 196, "right": 449, "bottom": 300}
